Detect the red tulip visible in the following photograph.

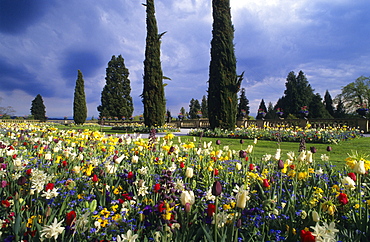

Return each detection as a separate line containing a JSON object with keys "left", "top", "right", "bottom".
{"left": 348, "top": 172, "right": 356, "bottom": 182}
{"left": 92, "top": 174, "right": 99, "bottom": 182}
{"left": 65, "top": 210, "right": 76, "bottom": 226}
{"left": 249, "top": 163, "right": 254, "bottom": 171}
{"left": 213, "top": 168, "right": 219, "bottom": 176}
{"left": 26, "top": 169, "right": 32, "bottom": 176}
{"left": 338, "top": 193, "right": 349, "bottom": 205}
{"left": 207, "top": 204, "right": 216, "bottom": 217}
{"left": 127, "top": 171, "right": 134, "bottom": 179}
{"left": 153, "top": 183, "right": 161, "bottom": 192}
{"left": 262, "top": 179, "right": 270, "bottom": 188}
{"left": 300, "top": 230, "right": 315, "bottom": 242}
{"left": 1, "top": 200, "right": 10, "bottom": 208}
{"left": 45, "top": 183, "right": 54, "bottom": 191}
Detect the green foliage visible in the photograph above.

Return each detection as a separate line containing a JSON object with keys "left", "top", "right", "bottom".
{"left": 265, "top": 102, "right": 276, "bottom": 119}
{"left": 73, "top": 70, "right": 87, "bottom": 124}
{"left": 142, "top": 0, "right": 166, "bottom": 127}
{"left": 337, "top": 75, "right": 370, "bottom": 113}
{"left": 281, "top": 71, "right": 314, "bottom": 117}
{"left": 30, "top": 94, "right": 46, "bottom": 121}
{"left": 237, "top": 88, "right": 249, "bottom": 119}
{"left": 180, "top": 107, "right": 186, "bottom": 118}
{"left": 98, "top": 55, "right": 134, "bottom": 120}
{"left": 324, "top": 90, "right": 335, "bottom": 117}
{"left": 256, "top": 99, "right": 267, "bottom": 119}
{"left": 309, "top": 93, "right": 332, "bottom": 118}
{"left": 201, "top": 95, "right": 208, "bottom": 118}
{"left": 208, "top": 0, "right": 242, "bottom": 130}
{"left": 189, "top": 98, "right": 201, "bottom": 119}
{"left": 334, "top": 97, "right": 347, "bottom": 118}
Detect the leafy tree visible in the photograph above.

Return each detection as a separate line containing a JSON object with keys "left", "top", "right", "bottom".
{"left": 31, "top": 94, "right": 46, "bottom": 121}
{"left": 237, "top": 88, "right": 249, "bottom": 119}
{"left": 97, "top": 55, "right": 133, "bottom": 119}
{"left": 337, "top": 76, "right": 370, "bottom": 113}
{"left": 324, "top": 90, "right": 334, "bottom": 117}
{"left": 256, "top": 99, "right": 267, "bottom": 120}
{"left": 207, "top": 0, "right": 243, "bottom": 130}
{"left": 189, "top": 98, "right": 201, "bottom": 119}
{"left": 0, "top": 97, "right": 15, "bottom": 117}
{"left": 142, "top": 0, "right": 166, "bottom": 127}
{"left": 73, "top": 70, "right": 87, "bottom": 124}
{"left": 201, "top": 95, "right": 208, "bottom": 118}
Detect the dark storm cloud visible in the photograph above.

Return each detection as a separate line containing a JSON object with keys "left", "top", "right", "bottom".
{"left": 60, "top": 49, "right": 104, "bottom": 82}
{"left": 0, "top": 0, "right": 52, "bottom": 35}
{"left": 0, "top": 57, "right": 53, "bottom": 96}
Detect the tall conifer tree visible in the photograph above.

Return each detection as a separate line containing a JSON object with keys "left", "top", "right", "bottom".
{"left": 256, "top": 99, "right": 267, "bottom": 119}
{"left": 201, "top": 95, "right": 208, "bottom": 118}
{"left": 73, "top": 70, "right": 87, "bottom": 124}
{"left": 281, "top": 71, "right": 314, "bottom": 117}
{"left": 31, "top": 94, "right": 46, "bottom": 121}
{"left": 237, "top": 88, "right": 249, "bottom": 119}
{"left": 97, "top": 55, "right": 133, "bottom": 119}
{"left": 207, "top": 0, "right": 243, "bottom": 130}
{"left": 324, "top": 90, "right": 334, "bottom": 117}
{"left": 189, "top": 98, "right": 201, "bottom": 119}
{"left": 142, "top": 0, "right": 166, "bottom": 127}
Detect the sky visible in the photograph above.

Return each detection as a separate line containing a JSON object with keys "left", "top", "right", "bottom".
{"left": 0, "top": 0, "right": 369, "bottom": 119}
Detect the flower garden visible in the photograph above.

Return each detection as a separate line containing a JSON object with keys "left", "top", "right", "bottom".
{"left": 0, "top": 122, "right": 369, "bottom": 241}
{"left": 189, "top": 125, "right": 363, "bottom": 144}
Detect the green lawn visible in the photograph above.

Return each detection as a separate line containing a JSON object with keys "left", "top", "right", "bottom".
{"left": 174, "top": 135, "right": 370, "bottom": 170}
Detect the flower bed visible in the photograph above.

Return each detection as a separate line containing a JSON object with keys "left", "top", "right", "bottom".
{"left": 189, "top": 125, "right": 363, "bottom": 143}
{"left": 0, "top": 123, "right": 369, "bottom": 241}
{"left": 111, "top": 123, "right": 180, "bottom": 133}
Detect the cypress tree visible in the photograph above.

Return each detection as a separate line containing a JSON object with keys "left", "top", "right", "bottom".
{"left": 324, "top": 90, "right": 334, "bottom": 117}
{"left": 30, "top": 94, "right": 46, "bottom": 121}
{"left": 201, "top": 95, "right": 208, "bottom": 118}
{"left": 334, "top": 97, "right": 346, "bottom": 118}
{"left": 265, "top": 102, "right": 275, "bottom": 119}
{"left": 237, "top": 88, "right": 249, "bottom": 119}
{"left": 142, "top": 0, "right": 166, "bottom": 127}
{"left": 189, "top": 98, "right": 201, "bottom": 119}
{"left": 207, "top": 0, "right": 243, "bottom": 130}
{"left": 309, "top": 93, "right": 331, "bottom": 118}
{"left": 179, "top": 107, "right": 186, "bottom": 119}
{"left": 97, "top": 55, "right": 133, "bottom": 119}
{"left": 256, "top": 99, "right": 267, "bottom": 120}
{"left": 281, "top": 71, "right": 314, "bottom": 117}
{"left": 73, "top": 70, "right": 87, "bottom": 124}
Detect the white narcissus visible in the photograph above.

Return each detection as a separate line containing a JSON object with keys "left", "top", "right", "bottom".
{"left": 40, "top": 218, "right": 65, "bottom": 240}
